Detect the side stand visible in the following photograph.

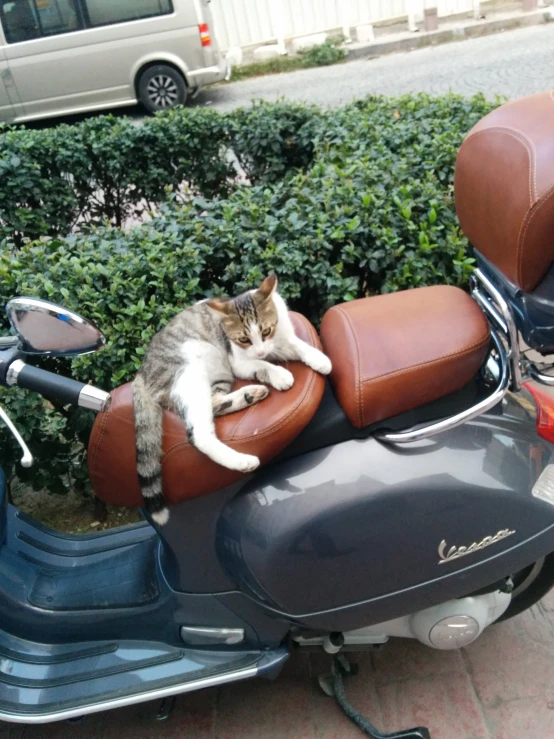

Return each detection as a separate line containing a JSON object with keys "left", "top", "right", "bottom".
{"left": 318, "top": 654, "right": 431, "bottom": 739}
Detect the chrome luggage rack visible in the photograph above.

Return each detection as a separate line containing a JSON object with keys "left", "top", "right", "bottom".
{"left": 470, "top": 269, "right": 554, "bottom": 391}
{"left": 376, "top": 267, "right": 540, "bottom": 445}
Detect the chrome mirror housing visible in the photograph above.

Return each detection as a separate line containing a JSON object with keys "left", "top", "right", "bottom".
{"left": 6, "top": 297, "right": 105, "bottom": 356}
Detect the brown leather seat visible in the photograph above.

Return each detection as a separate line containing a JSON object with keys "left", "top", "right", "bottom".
{"left": 455, "top": 91, "right": 554, "bottom": 292}
{"left": 89, "top": 313, "right": 325, "bottom": 508}
{"left": 320, "top": 286, "right": 490, "bottom": 429}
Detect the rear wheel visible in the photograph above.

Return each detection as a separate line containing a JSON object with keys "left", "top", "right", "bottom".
{"left": 497, "top": 553, "right": 554, "bottom": 622}
{"left": 138, "top": 65, "right": 187, "bottom": 113}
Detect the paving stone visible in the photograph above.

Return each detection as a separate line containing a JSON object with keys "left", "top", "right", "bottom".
{"left": 463, "top": 610, "right": 554, "bottom": 707}
{"left": 377, "top": 671, "right": 490, "bottom": 739}
{"left": 484, "top": 695, "right": 554, "bottom": 739}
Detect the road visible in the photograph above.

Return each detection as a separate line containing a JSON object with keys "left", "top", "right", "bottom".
{"left": 192, "top": 23, "right": 554, "bottom": 111}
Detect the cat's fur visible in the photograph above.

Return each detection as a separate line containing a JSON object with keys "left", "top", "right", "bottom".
{"left": 133, "top": 275, "right": 332, "bottom": 525}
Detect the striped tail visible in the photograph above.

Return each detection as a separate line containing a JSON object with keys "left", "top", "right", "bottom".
{"left": 132, "top": 375, "right": 169, "bottom": 525}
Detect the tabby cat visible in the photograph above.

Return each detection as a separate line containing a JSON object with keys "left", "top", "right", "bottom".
{"left": 133, "top": 275, "right": 332, "bottom": 525}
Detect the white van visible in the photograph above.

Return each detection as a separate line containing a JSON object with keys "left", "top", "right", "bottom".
{"left": 0, "top": 0, "right": 229, "bottom": 122}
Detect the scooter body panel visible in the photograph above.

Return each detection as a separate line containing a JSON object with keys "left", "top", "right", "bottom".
{"left": 0, "top": 487, "right": 283, "bottom": 649}
{"left": 217, "top": 393, "right": 554, "bottom": 630}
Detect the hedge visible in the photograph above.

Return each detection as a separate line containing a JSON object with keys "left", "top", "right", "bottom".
{"left": 0, "top": 93, "right": 499, "bottom": 498}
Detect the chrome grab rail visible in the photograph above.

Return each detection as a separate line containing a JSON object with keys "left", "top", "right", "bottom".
{"left": 530, "top": 365, "right": 554, "bottom": 387}
{"left": 470, "top": 269, "right": 522, "bottom": 391}
{"left": 376, "top": 327, "right": 508, "bottom": 445}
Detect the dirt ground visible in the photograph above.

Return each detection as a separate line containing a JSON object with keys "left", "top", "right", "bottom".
{"left": 11, "top": 485, "right": 141, "bottom": 533}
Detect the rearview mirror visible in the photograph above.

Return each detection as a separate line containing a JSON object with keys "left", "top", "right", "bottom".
{"left": 6, "top": 297, "right": 105, "bottom": 356}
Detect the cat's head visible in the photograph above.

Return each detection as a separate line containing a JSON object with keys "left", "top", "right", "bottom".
{"left": 207, "top": 275, "right": 279, "bottom": 360}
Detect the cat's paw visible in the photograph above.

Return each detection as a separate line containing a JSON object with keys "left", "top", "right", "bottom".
{"left": 307, "top": 351, "right": 332, "bottom": 375}
{"left": 268, "top": 366, "right": 295, "bottom": 391}
{"left": 243, "top": 385, "right": 270, "bottom": 404}
{"left": 229, "top": 453, "right": 260, "bottom": 473}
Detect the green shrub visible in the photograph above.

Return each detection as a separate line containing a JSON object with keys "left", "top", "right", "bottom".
{"left": 0, "top": 92, "right": 499, "bottom": 498}
{"left": 301, "top": 41, "right": 346, "bottom": 67}
{"left": 230, "top": 101, "right": 322, "bottom": 183}
{"left": 0, "top": 107, "right": 235, "bottom": 245}
{"left": 0, "top": 126, "right": 81, "bottom": 247}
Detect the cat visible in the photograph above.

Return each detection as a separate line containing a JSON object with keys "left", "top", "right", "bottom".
{"left": 133, "top": 275, "right": 332, "bottom": 525}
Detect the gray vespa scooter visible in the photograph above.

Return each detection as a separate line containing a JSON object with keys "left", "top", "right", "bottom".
{"left": 0, "top": 92, "right": 553, "bottom": 737}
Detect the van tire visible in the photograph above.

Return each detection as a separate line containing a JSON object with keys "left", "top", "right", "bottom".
{"left": 138, "top": 65, "right": 187, "bottom": 113}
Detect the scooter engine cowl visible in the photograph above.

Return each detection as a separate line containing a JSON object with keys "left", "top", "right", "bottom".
{"left": 217, "top": 393, "right": 554, "bottom": 629}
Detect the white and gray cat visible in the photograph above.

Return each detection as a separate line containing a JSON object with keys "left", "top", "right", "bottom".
{"left": 133, "top": 275, "right": 332, "bottom": 524}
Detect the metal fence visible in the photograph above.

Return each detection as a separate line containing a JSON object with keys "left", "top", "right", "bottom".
{"left": 211, "top": 0, "right": 478, "bottom": 52}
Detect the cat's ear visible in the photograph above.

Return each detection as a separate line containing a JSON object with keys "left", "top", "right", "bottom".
{"left": 207, "top": 298, "right": 232, "bottom": 315}
{"left": 255, "top": 274, "right": 278, "bottom": 303}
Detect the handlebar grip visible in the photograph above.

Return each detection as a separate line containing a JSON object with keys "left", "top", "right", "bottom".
{"left": 16, "top": 365, "right": 85, "bottom": 406}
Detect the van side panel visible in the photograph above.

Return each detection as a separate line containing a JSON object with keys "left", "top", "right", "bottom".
{"left": 0, "top": 33, "right": 17, "bottom": 120}
{"left": 2, "top": 0, "right": 207, "bottom": 120}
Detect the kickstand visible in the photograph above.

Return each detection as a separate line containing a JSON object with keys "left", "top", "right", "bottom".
{"left": 318, "top": 654, "right": 431, "bottom": 739}
{"left": 156, "top": 695, "right": 177, "bottom": 721}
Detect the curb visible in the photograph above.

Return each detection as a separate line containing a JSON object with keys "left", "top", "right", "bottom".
{"left": 346, "top": 10, "right": 550, "bottom": 61}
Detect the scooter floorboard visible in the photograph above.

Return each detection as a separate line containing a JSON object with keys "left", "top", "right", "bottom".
{"left": 0, "top": 630, "right": 287, "bottom": 724}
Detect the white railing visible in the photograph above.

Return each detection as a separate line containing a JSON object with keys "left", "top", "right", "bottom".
{"left": 211, "top": 0, "right": 479, "bottom": 52}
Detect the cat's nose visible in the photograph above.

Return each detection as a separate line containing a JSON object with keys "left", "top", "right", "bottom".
{"left": 256, "top": 350, "right": 266, "bottom": 358}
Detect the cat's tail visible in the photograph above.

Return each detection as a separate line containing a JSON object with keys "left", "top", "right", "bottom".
{"left": 132, "top": 374, "right": 169, "bottom": 526}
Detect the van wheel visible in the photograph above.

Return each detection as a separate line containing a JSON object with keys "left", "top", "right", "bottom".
{"left": 138, "top": 65, "right": 187, "bottom": 113}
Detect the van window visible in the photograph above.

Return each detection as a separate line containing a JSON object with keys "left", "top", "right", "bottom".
{"left": 1, "top": 1, "right": 40, "bottom": 43}
{"left": 37, "top": 0, "right": 82, "bottom": 35}
{"left": 1, "top": 0, "right": 82, "bottom": 43}
{"left": 83, "top": 0, "right": 172, "bottom": 28}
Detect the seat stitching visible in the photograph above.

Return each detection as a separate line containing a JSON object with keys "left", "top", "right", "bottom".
{"left": 461, "top": 126, "right": 536, "bottom": 201}
{"left": 162, "top": 369, "right": 318, "bottom": 463}
{"left": 332, "top": 306, "right": 364, "bottom": 427}
{"left": 359, "top": 332, "right": 490, "bottom": 386}
{"left": 516, "top": 181, "right": 554, "bottom": 289}
{"left": 460, "top": 126, "right": 536, "bottom": 288}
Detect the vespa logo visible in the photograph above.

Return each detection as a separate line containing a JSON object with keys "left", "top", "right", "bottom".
{"left": 438, "top": 529, "right": 516, "bottom": 565}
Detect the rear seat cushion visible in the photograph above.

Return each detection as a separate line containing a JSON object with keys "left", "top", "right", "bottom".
{"left": 320, "top": 286, "right": 490, "bottom": 429}
{"left": 89, "top": 312, "right": 325, "bottom": 508}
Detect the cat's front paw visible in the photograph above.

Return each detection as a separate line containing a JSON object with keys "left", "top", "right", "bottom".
{"left": 268, "top": 366, "right": 295, "bottom": 391}
{"left": 230, "top": 453, "right": 260, "bottom": 473}
{"left": 306, "top": 350, "right": 332, "bottom": 375}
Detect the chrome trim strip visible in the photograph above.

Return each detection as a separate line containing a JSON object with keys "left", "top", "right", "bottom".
{"left": 376, "top": 329, "right": 508, "bottom": 444}
{"left": 0, "top": 664, "right": 259, "bottom": 725}
{"left": 180, "top": 626, "right": 245, "bottom": 645}
{"left": 6, "top": 359, "right": 26, "bottom": 387}
{"left": 78, "top": 385, "right": 110, "bottom": 412}
{"left": 470, "top": 269, "right": 522, "bottom": 390}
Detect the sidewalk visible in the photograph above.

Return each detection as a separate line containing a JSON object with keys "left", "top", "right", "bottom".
{"left": 346, "top": 7, "right": 552, "bottom": 61}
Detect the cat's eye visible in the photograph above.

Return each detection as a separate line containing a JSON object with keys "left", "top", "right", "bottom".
{"left": 261, "top": 327, "right": 272, "bottom": 338}
{"left": 238, "top": 336, "right": 251, "bottom": 345}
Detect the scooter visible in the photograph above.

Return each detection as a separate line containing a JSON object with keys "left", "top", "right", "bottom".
{"left": 0, "top": 92, "right": 553, "bottom": 738}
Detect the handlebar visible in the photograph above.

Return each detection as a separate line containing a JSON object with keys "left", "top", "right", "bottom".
{"left": 7, "top": 360, "right": 109, "bottom": 412}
